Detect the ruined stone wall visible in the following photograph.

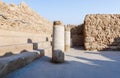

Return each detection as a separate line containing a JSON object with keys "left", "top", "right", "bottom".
{"left": 84, "top": 14, "right": 120, "bottom": 51}
{"left": 0, "top": 1, "right": 53, "bottom": 56}
{"left": 69, "top": 24, "right": 84, "bottom": 47}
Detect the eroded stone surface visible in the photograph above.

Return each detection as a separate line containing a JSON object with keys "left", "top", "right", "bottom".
{"left": 0, "top": 51, "right": 41, "bottom": 77}
{"left": 52, "top": 50, "right": 64, "bottom": 63}
{"left": 0, "top": 1, "right": 53, "bottom": 35}
{"left": 54, "top": 21, "right": 63, "bottom": 25}
{"left": 0, "top": 1, "right": 53, "bottom": 56}
{"left": 84, "top": 14, "right": 120, "bottom": 51}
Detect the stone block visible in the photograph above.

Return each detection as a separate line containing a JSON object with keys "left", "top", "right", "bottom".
{"left": 0, "top": 51, "right": 41, "bottom": 77}
{"left": 52, "top": 50, "right": 64, "bottom": 63}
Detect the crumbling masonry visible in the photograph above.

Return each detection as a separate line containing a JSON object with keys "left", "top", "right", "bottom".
{"left": 0, "top": 0, "right": 120, "bottom": 77}
{"left": 84, "top": 14, "right": 120, "bottom": 51}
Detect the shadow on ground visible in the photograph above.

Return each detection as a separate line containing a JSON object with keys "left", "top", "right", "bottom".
{"left": 3, "top": 50, "right": 120, "bottom": 78}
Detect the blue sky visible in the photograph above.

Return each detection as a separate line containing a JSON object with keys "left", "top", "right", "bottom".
{"left": 2, "top": 0, "right": 120, "bottom": 24}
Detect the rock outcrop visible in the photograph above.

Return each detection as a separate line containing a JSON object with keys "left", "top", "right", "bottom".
{"left": 0, "top": 1, "right": 53, "bottom": 35}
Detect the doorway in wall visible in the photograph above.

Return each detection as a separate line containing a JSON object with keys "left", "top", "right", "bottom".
{"left": 70, "top": 24, "right": 85, "bottom": 50}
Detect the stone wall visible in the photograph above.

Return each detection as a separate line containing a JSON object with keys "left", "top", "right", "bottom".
{"left": 0, "top": 1, "right": 53, "bottom": 56}
{"left": 84, "top": 14, "right": 120, "bottom": 51}
{"left": 69, "top": 24, "right": 84, "bottom": 47}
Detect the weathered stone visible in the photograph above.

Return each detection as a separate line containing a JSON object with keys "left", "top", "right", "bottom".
{"left": 0, "top": 1, "right": 53, "bottom": 77}
{"left": 0, "top": 1, "right": 53, "bottom": 35}
{"left": 53, "top": 21, "right": 65, "bottom": 52}
{"left": 52, "top": 50, "right": 64, "bottom": 63}
{"left": 52, "top": 21, "right": 65, "bottom": 63}
{"left": 65, "top": 30, "right": 71, "bottom": 52}
{"left": 69, "top": 24, "right": 84, "bottom": 46}
{"left": 54, "top": 21, "right": 63, "bottom": 25}
{"left": 0, "top": 0, "right": 53, "bottom": 56}
{"left": 84, "top": 14, "right": 120, "bottom": 51}
{"left": 0, "top": 51, "right": 41, "bottom": 77}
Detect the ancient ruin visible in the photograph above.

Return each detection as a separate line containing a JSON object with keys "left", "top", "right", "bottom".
{"left": 0, "top": 1, "right": 53, "bottom": 77}
{"left": 70, "top": 24, "right": 84, "bottom": 47}
{"left": 65, "top": 26, "right": 71, "bottom": 52}
{"left": 84, "top": 14, "right": 120, "bottom": 51}
{"left": 0, "top": 0, "right": 120, "bottom": 78}
{"left": 52, "top": 21, "right": 65, "bottom": 63}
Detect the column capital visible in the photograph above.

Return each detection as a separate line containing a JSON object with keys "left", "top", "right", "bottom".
{"left": 65, "top": 26, "right": 71, "bottom": 31}
{"left": 54, "top": 21, "right": 64, "bottom": 26}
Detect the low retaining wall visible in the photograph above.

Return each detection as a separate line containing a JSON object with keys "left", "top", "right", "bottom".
{"left": 0, "top": 29, "right": 52, "bottom": 77}
{"left": 0, "top": 29, "right": 52, "bottom": 56}
{"left": 0, "top": 51, "right": 43, "bottom": 77}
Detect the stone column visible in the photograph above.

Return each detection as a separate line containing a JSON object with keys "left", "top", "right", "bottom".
{"left": 52, "top": 21, "right": 64, "bottom": 63}
{"left": 65, "top": 27, "right": 71, "bottom": 52}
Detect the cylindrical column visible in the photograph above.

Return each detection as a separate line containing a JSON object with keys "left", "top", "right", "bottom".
{"left": 52, "top": 21, "right": 64, "bottom": 63}
{"left": 65, "top": 27, "right": 71, "bottom": 52}
{"left": 53, "top": 21, "right": 65, "bottom": 52}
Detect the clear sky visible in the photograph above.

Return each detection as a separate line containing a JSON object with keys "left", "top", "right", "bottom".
{"left": 2, "top": 0, "right": 120, "bottom": 24}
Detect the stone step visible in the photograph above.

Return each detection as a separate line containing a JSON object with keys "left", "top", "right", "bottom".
{"left": 0, "top": 51, "right": 43, "bottom": 77}
{"left": 0, "top": 44, "right": 33, "bottom": 56}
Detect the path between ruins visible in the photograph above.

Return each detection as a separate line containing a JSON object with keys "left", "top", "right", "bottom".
{"left": 4, "top": 48, "right": 120, "bottom": 78}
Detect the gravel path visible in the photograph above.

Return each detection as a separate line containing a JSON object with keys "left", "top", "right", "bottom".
{"left": 4, "top": 48, "right": 120, "bottom": 78}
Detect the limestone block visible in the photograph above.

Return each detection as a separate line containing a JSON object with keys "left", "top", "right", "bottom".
{"left": 52, "top": 50, "right": 64, "bottom": 63}
{"left": 0, "top": 51, "right": 41, "bottom": 77}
